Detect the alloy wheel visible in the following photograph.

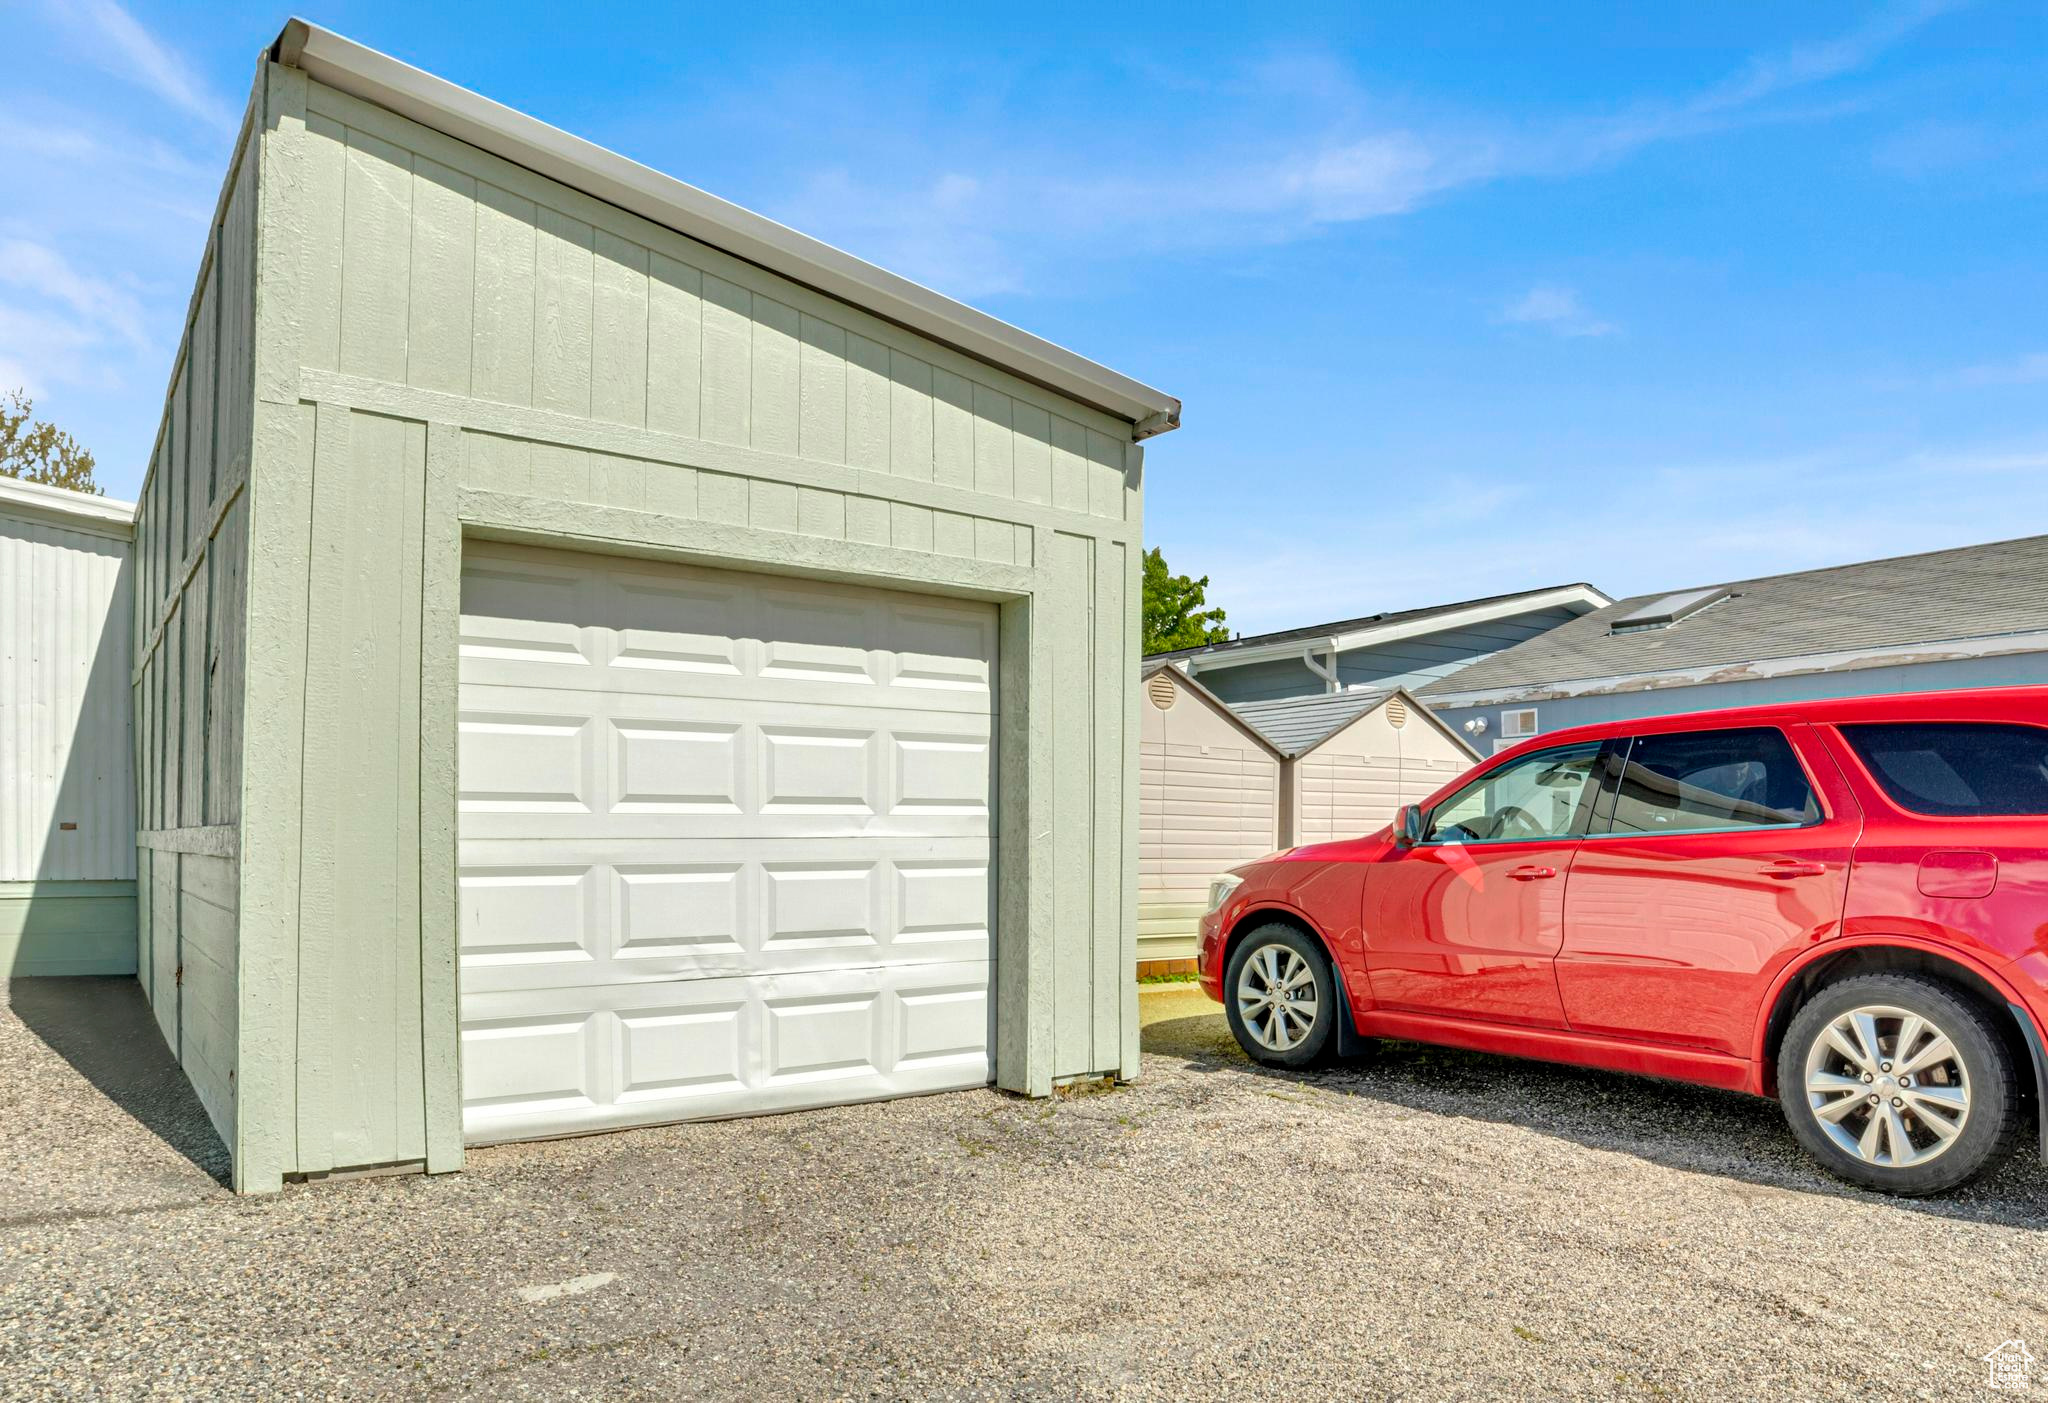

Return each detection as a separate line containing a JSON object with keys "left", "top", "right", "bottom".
{"left": 1802, "top": 1004, "right": 1971, "bottom": 1169}
{"left": 1235, "top": 944, "right": 1320, "bottom": 1053}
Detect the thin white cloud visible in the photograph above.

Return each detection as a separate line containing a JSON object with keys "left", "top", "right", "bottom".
{"left": 48, "top": 0, "right": 234, "bottom": 130}
{"left": 0, "top": 302, "right": 109, "bottom": 396}
{"left": 734, "top": 1, "right": 1954, "bottom": 297}
{"left": 0, "top": 238, "right": 150, "bottom": 352}
{"left": 1498, "top": 285, "right": 1617, "bottom": 339}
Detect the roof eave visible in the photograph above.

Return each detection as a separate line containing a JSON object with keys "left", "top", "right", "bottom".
{"left": 1172, "top": 582, "right": 1613, "bottom": 674}
{"left": 270, "top": 19, "right": 1180, "bottom": 438}
{"left": 0, "top": 476, "right": 136, "bottom": 539}
{"left": 1424, "top": 627, "right": 2048, "bottom": 707}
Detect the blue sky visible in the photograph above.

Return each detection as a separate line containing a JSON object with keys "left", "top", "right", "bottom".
{"left": 3, "top": 2, "right": 2043, "bottom": 633}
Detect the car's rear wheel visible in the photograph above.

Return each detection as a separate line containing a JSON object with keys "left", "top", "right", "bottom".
{"left": 1223, "top": 924, "right": 1338, "bottom": 1069}
{"left": 1778, "top": 973, "right": 2018, "bottom": 1196}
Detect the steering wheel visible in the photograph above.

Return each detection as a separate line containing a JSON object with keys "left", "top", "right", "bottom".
{"left": 1493, "top": 804, "right": 1545, "bottom": 840}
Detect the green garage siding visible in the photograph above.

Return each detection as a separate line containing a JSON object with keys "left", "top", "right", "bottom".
{"left": 127, "top": 107, "right": 258, "bottom": 1162}
{"left": 127, "top": 32, "right": 1168, "bottom": 1193}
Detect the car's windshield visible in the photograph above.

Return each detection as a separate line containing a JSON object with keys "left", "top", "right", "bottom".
{"left": 1424, "top": 743, "right": 1602, "bottom": 843}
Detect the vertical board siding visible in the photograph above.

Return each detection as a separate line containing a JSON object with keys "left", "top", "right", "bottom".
{"left": 1047, "top": 532, "right": 1094, "bottom": 1074}
{"left": 408, "top": 156, "right": 478, "bottom": 397}
{"left": 294, "top": 91, "right": 1133, "bottom": 522}
{"left": 127, "top": 123, "right": 260, "bottom": 1162}
{"left": 0, "top": 514, "right": 134, "bottom": 883}
{"left": 292, "top": 409, "right": 429, "bottom": 1171}
{"left": 178, "top": 852, "right": 240, "bottom": 1141}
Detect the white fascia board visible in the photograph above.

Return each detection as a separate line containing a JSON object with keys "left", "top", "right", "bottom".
{"left": 1181, "top": 585, "right": 1613, "bottom": 676}
{"left": 271, "top": 20, "right": 1180, "bottom": 438}
{"left": 1325, "top": 585, "right": 1612, "bottom": 654}
{"left": 1181, "top": 637, "right": 1337, "bottom": 673}
{"left": 1425, "top": 628, "right": 2048, "bottom": 708}
{"left": 0, "top": 476, "right": 135, "bottom": 540}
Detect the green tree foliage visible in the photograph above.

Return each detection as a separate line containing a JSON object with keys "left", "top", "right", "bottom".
{"left": 0, "top": 389, "right": 100, "bottom": 495}
{"left": 1142, "top": 546, "right": 1230, "bottom": 654}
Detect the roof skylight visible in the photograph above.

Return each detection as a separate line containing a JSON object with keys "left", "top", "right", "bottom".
{"left": 1609, "top": 587, "right": 1735, "bottom": 635}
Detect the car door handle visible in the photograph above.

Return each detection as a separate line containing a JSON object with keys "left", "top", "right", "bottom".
{"left": 1509, "top": 865, "right": 1557, "bottom": 881}
{"left": 1762, "top": 860, "right": 1828, "bottom": 879}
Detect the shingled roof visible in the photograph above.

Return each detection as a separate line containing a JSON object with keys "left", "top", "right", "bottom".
{"left": 1420, "top": 533, "right": 2048, "bottom": 702}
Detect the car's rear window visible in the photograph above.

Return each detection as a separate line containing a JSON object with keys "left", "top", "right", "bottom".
{"left": 1839, "top": 722, "right": 2048, "bottom": 816}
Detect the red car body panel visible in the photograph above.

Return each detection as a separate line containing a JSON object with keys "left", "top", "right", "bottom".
{"left": 1196, "top": 686, "right": 2048, "bottom": 1128}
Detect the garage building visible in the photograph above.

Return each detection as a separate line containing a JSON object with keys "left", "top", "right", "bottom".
{"left": 129, "top": 22, "right": 1178, "bottom": 1192}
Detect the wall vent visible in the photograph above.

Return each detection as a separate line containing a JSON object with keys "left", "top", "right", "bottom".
{"left": 1146, "top": 672, "right": 1178, "bottom": 710}
{"left": 1386, "top": 696, "right": 1409, "bottom": 729}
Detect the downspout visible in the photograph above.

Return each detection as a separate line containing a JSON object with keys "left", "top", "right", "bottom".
{"left": 1303, "top": 643, "right": 1340, "bottom": 695}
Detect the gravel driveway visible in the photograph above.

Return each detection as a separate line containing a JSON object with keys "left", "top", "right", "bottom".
{"left": 4, "top": 977, "right": 2045, "bottom": 1400}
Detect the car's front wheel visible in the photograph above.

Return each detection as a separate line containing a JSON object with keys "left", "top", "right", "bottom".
{"left": 1223, "top": 924, "right": 1338, "bottom": 1069}
{"left": 1777, "top": 973, "right": 2019, "bottom": 1196}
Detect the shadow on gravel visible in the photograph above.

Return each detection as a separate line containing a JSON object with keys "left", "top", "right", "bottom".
{"left": 1144, "top": 1008, "right": 2048, "bottom": 1232}
{"left": 7, "top": 977, "right": 232, "bottom": 1187}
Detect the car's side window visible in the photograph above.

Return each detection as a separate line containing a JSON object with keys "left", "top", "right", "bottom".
{"left": 1423, "top": 742, "right": 1603, "bottom": 844}
{"left": 1839, "top": 722, "right": 2048, "bottom": 816}
{"left": 1602, "top": 727, "right": 1819, "bottom": 836}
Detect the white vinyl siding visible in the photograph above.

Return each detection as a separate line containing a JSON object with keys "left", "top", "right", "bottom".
{"left": 1138, "top": 674, "right": 1280, "bottom": 963}
{"left": 1, "top": 508, "right": 134, "bottom": 883}
{"left": 1290, "top": 705, "right": 1473, "bottom": 848}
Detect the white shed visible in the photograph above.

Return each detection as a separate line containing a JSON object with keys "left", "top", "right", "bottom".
{"left": 0, "top": 477, "right": 136, "bottom": 976}
{"left": 1232, "top": 688, "right": 1478, "bottom": 848}
{"left": 1138, "top": 665, "right": 1283, "bottom": 971}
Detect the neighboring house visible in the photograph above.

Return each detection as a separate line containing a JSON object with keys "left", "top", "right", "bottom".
{"left": 1151, "top": 582, "right": 1611, "bottom": 706}
{"left": 1137, "top": 664, "right": 1475, "bottom": 972}
{"left": 121, "top": 21, "right": 1178, "bottom": 1193}
{"left": 0, "top": 479, "right": 136, "bottom": 977}
{"left": 1424, "top": 534, "right": 2048, "bottom": 744}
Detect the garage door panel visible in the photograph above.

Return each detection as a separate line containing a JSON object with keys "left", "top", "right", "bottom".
{"left": 612, "top": 719, "right": 744, "bottom": 813}
{"left": 459, "top": 544, "right": 992, "bottom": 715}
{"left": 460, "top": 960, "right": 990, "bottom": 1142}
{"left": 455, "top": 689, "right": 990, "bottom": 841}
{"left": 457, "top": 712, "right": 594, "bottom": 813}
{"left": 459, "top": 545, "right": 992, "bottom": 1144}
{"left": 456, "top": 850, "right": 987, "bottom": 993}
{"left": 614, "top": 1001, "right": 747, "bottom": 1103}
{"left": 458, "top": 866, "right": 601, "bottom": 968}
{"left": 460, "top": 654, "right": 994, "bottom": 712}
{"left": 459, "top": 1012, "right": 603, "bottom": 1122}
{"left": 459, "top": 555, "right": 598, "bottom": 666}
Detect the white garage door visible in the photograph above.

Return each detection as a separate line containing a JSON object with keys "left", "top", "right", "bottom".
{"left": 456, "top": 542, "right": 996, "bottom": 1144}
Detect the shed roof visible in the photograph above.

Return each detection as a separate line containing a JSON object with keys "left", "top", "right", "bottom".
{"left": 1422, "top": 533, "right": 2048, "bottom": 703}
{"left": 269, "top": 21, "right": 1178, "bottom": 438}
{"left": 1226, "top": 686, "right": 1476, "bottom": 761}
{"left": 1148, "top": 582, "right": 1609, "bottom": 666}
{"left": 0, "top": 476, "right": 135, "bottom": 540}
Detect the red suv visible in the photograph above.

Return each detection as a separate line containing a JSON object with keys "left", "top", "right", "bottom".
{"left": 1197, "top": 687, "right": 2048, "bottom": 1195}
